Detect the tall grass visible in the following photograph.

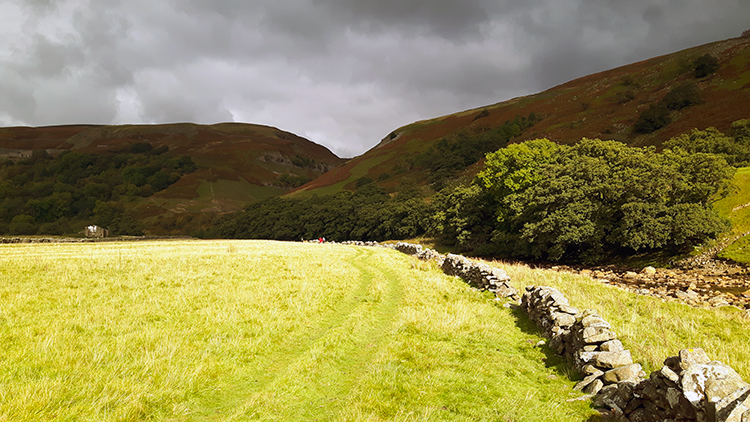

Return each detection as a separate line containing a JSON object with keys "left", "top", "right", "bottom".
{"left": 499, "top": 260, "right": 750, "bottom": 378}
{"left": 0, "top": 240, "right": 596, "bottom": 421}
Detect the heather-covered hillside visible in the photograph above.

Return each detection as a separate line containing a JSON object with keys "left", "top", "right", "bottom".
{"left": 292, "top": 35, "right": 750, "bottom": 197}
{"left": 0, "top": 123, "right": 343, "bottom": 235}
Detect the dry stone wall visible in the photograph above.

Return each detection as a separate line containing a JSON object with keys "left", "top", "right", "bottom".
{"left": 0, "top": 236, "right": 185, "bottom": 244}
{"left": 441, "top": 253, "right": 518, "bottom": 300}
{"left": 385, "top": 243, "right": 518, "bottom": 300}
{"left": 373, "top": 242, "right": 748, "bottom": 422}
{"left": 523, "top": 285, "right": 750, "bottom": 422}
{"left": 522, "top": 286, "right": 643, "bottom": 396}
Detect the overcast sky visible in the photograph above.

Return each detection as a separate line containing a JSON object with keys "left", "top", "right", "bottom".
{"left": 1, "top": 0, "right": 749, "bottom": 157}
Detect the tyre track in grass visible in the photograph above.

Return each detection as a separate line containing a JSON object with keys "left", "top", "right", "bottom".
{"left": 206, "top": 246, "right": 404, "bottom": 421}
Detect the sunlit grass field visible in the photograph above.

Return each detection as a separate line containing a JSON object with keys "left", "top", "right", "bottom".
{"left": 0, "top": 240, "right": 596, "bottom": 421}
{"left": 715, "top": 166, "right": 750, "bottom": 263}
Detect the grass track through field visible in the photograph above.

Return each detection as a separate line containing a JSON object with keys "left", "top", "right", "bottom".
{"left": 216, "top": 247, "right": 405, "bottom": 420}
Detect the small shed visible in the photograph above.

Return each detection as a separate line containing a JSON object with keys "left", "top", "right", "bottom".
{"left": 84, "top": 225, "right": 109, "bottom": 238}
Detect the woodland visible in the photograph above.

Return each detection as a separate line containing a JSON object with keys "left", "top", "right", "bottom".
{"left": 215, "top": 120, "right": 750, "bottom": 263}
{"left": 0, "top": 143, "right": 197, "bottom": 236}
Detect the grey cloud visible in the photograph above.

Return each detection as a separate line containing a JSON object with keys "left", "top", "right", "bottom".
{"left": 2, "top": 0, "right": 750, "bottom": 156}
{"left": 642, "top": 5, "right": 664, "bottom": 26}
{"left": 0, "top": 71, "right": 37, "bottom": 123}
{"left": 25, "top": 35, "right": 84, "bottom": 77}
{"left": 18, "top": 0, "right": 56, "bottom": 14}
{"left": 32, "top": 82, "right": 120, "bottom": 124}
{"left": 317, "top": 0, "right": 492, "bottom": 41}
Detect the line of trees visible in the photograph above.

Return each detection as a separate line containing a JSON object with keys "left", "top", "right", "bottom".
{"left": 210, "top": 182, "right": 430, "bottom": 241}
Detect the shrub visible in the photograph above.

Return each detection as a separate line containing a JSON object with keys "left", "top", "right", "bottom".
{"left": 473, "top": 109, "right": 490, "bottom": 121}
{"left": 694, "top": 54, "right": 719, "bottom": 78}
{"left": 633, "top": 83, "right": 702, "bottom": 134}
{"left": 355, "top": 177, "right": 374, "bottom": 188}
{"left": 634, "top": 104, "right": 671, "bottom": 133}
{"left": 614, "top": 90, "right": 636, "bottom": 104}
{"left": 661, "top": 82, "right": 703, "bottom": 110}
{"left": 129, "top": 142, "right": 153, "bottom": 154}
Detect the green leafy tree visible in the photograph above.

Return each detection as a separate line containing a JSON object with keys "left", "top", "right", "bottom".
{"left": 661, "top": 82, "right": 703, "bottom": 110}
{"left": 439, "top": 138, "right": 733, "bottom": 262}
{"left": 430, "top": 184, "right": 485, "bottom": 247}
{"left": 476, "top": 138, "right": 560, "bottom": 199}
{"left": 92, "top": 201, "right": 144, "bottom": 236}
{"left": 26, "top": 192, "right": 73, "bottom": 223}
{"left": 665, "top": 125, "right": 750, "bottom": 167}
{"left": 82, "top": 182, "right": 112, "bottom": 201}
{"left": 633, "top": 104, "right": 671, "bottom": 134}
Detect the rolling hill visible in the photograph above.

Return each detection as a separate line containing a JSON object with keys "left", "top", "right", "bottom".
{"left": 290, "top": 35, "right": 750, "bottom": 197}
{"left": 0, "top": 123, "right": 344, "bottom": 235}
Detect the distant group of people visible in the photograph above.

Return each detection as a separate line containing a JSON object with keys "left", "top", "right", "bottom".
{"left": 301, "top": 237, "right": 326, "bottom": 243}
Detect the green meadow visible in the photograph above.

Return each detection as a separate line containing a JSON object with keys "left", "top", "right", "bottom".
{"left": 0, "top": 240, "right": 596, "bottom": 421}
{"left": 717, "top": 166, "right": 750, "bottom": 264}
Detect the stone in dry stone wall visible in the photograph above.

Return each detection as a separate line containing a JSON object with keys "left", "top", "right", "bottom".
{"left": 393, "top": 242, "right": 423, "bottom": 255}
{"left": 415, "top": 248, "right": 445, "bottom": 266}
{"left": 594, "top": 348, "right": 750, "bottom": 422}
{"left": 390, "top": 242, "right": 445, "bottom": 266}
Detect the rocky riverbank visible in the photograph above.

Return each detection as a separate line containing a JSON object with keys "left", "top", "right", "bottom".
{"left": 547, "top": 264, "right": 750, "bottom": 312}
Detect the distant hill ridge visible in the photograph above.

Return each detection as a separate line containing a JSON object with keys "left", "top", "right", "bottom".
{"left": 0, "top": 122, "right": 344, "bottom": 236}
{"left": 291, "top": 35, "right": 750, "bottom": 197}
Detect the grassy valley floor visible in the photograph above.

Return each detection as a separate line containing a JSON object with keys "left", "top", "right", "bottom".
{"left": 0, "top": 240, "right": 595, "bottom": 421}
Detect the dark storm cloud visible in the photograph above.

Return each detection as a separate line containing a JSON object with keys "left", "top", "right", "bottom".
{"left": 2, "top": 0, "right": 750, "bottom": 157}
{"left": 316, "top": 0, "right": 492, "bottom": 40}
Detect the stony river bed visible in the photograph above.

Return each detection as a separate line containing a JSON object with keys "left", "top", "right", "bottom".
{"left": 548, "top": 264, "right": 750, "bottom": 312}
